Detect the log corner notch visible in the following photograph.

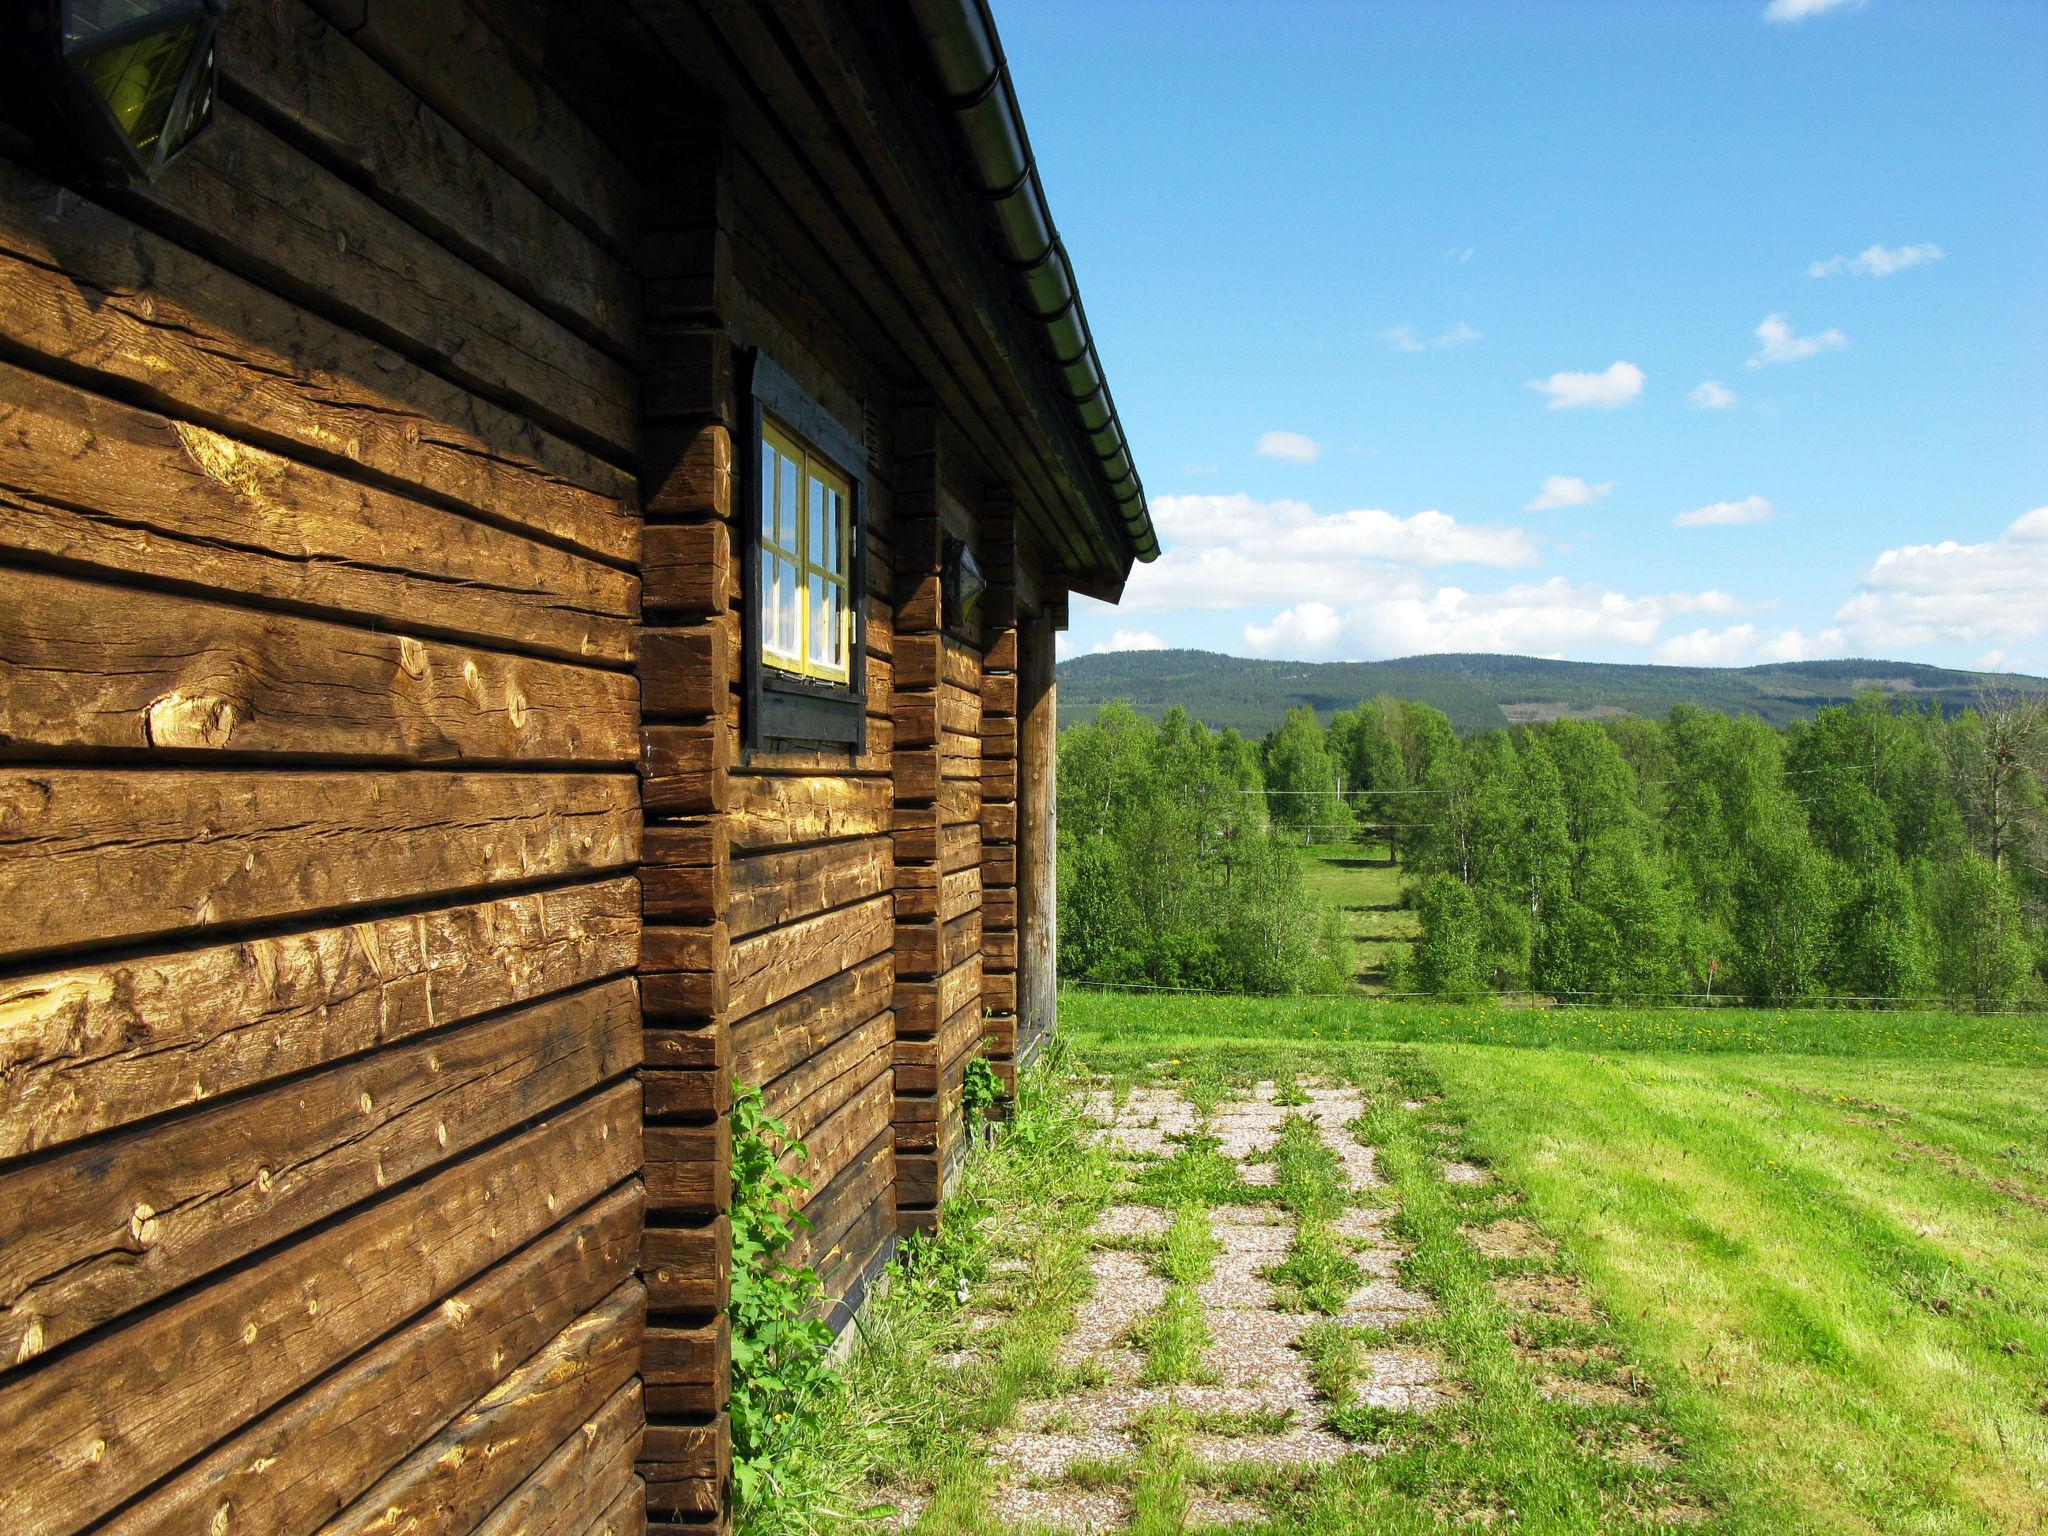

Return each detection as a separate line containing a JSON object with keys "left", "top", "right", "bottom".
{"left": 637, "top": 114, "right": 738, "bottom": 1535}
{"left": 890, "top": 402, "right": 958, "bottom": 1237}
{"left": 978, "top": 495, "right": 1023, "bottom": 1102}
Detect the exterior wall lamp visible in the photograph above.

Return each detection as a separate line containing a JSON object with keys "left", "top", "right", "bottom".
{"left": 942, "top": 537, "right": 986, "bottom": 636}
{"left": 1, "top": 1, "right": 223, "bottom": 186}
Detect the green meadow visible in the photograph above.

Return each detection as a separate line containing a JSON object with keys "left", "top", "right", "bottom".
{"left": 1066, "top": 990, "right": 2048, "bottom": 1535}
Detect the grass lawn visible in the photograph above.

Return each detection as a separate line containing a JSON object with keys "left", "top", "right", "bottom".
{"left": 1067, "top": 993, "right": 2048, "bottom": 1535}
{"left": 1298, "top": 841, "right": 1415, "bottom": 990}
{"left": 748, "top": 996, "right": 2047, "bottom": 1535}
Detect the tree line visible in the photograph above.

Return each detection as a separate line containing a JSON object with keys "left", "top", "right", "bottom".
{"left": 1060, "top": 690, "right": 2048, "bottom": 1007}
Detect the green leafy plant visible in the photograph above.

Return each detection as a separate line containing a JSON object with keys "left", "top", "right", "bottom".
{"left": 727, "top": 1081, "right": 838, "bottom": 1511}
{"left": 963, "top": 1052, "right": 1002, "bottom": 1135}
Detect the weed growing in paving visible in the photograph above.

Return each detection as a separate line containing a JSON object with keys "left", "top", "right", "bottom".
{"left": 1136, "top": 1205, "right": 1219, "bottom": 1386}
{"left": 1266, "top": 1114, "right": 1364, "bottom": 1314}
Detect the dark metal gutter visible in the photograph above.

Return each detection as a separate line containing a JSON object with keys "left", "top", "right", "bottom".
{"left": 904, "top": 0, "right": 1159, "bottom": 566}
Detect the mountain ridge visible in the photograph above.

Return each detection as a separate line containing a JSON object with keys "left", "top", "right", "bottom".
{"left": 1055, "top": 648, "right": 2048, "bottom": 736}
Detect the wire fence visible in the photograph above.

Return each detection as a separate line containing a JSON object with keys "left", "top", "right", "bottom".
{"left": 1058, "top": 975, "right": 2048, "bottom": 1017}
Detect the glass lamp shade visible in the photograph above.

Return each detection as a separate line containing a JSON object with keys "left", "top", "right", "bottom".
{"left": 942, "top": 538, "right": 987, "bottom": 633}
{"left": 5, "top": 0, "right": 220, "bottom": 185}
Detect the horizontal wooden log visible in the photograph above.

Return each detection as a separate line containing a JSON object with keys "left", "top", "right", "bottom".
{"left": 0, "top": 976, "right": 637, "bottom": 1365}
{"left": 729, "top": 773, "right": 893, "bottom": 851}
{"left": 981, "top": 1014, "right": 1019, "bottom": 1059}
{"left": 730, "top": 954, "right": 893, "bottom": 1090}
{"left": 891, "top": 746, "right": 941, "bottom": 805}
{"left": 793, "top": 1127, "right": 892, "bottom": 1290}
{"left": 767, "top": 1012, "right": 891, "bottom": 1157}
{"left": 895, "top": 910, "right": 981, "bottom": 980}
{"left": 942, "top": 641, "right": 982, "bottom": 693}
{"left": 789, "top": 1068, "right": 892, "bottom": 1214}
{"left": 470, "top": 1379, "right": 643, "bottom": 1536}
{"left": 641, "top": 723, "right": 733, "bottom": 816}
{"left": 221, "top": 0, "right": 635, "bottom": 352}
{"left": 0, "top": 361, "right": 636, "bottom": 665}
{"left": 642, "top": 1215, "right": 731, "bottom": 1313}
{"left": 642, "top": 1067, "right": 733, "bottom": 1122}
{"left": 0, "top": 876, "right": 636, "bottom": 1160}
{"left": 941, "top": 777, "right": 981, "bottom": 828}
{"left": 984, "top": 627, "right": 1018, "bottom": 674}
{"left": 814, "top": 1166, "right": 895, "bottom": 1314}
{"left": 318, "top": 1286, "right": 644, "bottom": 1536}
{"left": 893, "top": 634, "right": 938, "bottom": 690}
{"left": 640, "top": 822, "right": 732, "bottom": 925}
{"left": 896, "top": 1151, "right": 939, "bottom": 1210}
{"left": 643, "top": 520, "right": 732, "bottom": 618}
{"left": 897, "top": 1204, "right": 939, "bottom": 1239}
{"left": 985, "top": 970, "right": 1017, "bottom": 1014}
{"left": 645, "top": 421, "right": 732, "bottom": 523}
{"left": 644, "top": 1018, "right": 730, "bottom": 1077}
{"left": 0, "top": 563, "right": 637, "bottom": 763}
{"left": 983, "top": 718, "right": 1017, "bottom": 761}
{"left": 726, "top": 893, "right": 893, "bottom": 1021}
{"left": 0, "top": 157, "right": 636, "bottom": 561}
{"left": 641, "top": 1314, "right": 729, "bottom": 1415}
{"left": 310, "top": 0, "right": 637, "bottom": 252}
{"left": 0, "top": 1084, "right": 639, "bottom": 1534}
{"left": 645, "top": 1121, "right": 732, "bottom": 1217}
{"left": 983, "top": 844, "right": 1017, "bottom": 885}
{"left": 581, "top": 1476, "right": 648, "bottom": 1536}
{"left": 894, "top": 956, "right": 982, "bottom": 1037}
{"left": 893, "top": 997, "right": 986, "bottom": 1096}
{"left": 96, "top": 1181, "right": 642, "bottom": 1536}
{"left": 642, "top": 923, "right": 730, "bottom": 978}
{"left": 729, "top": 836, "right": 891, "bottom": 939}
{"left": 125, "top": 104, "right": 636, "bottom": 452}
{"left": 0, "top": 768, "right": 638, "bottom": 965}
{"left": 984, "top": 928, "right": 1019, "bottom": 971}
{"left": 982, "top": 672, "right": 1018, "bottom": 718}
{"left": 982, "top": 763, "right": 1018, "bottom": 800}
{"left": 642, "top": 1413, "right": 729, "bottom": 1524}
{"left": 983, "top": 802, "right": 1017, "bottom": 842}
{"left": 642, "top": 617, "right": 736, "bottom": 719}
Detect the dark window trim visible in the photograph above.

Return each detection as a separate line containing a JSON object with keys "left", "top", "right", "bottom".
{"left": 742, "top": 351, "right": 868, "bottom": 756}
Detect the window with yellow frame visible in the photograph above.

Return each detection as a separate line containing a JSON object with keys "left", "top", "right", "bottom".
{"left": 758, "top": 415, "right": 853, "bottom": 685}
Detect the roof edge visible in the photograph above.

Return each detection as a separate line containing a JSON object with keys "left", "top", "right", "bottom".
{"left": 903, "top": 0, "right": 1159, "bottom": 566}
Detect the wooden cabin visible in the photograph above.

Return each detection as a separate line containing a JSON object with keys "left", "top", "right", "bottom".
{"left": 0, "top": 1, "right": 1154, "bottom": 1532}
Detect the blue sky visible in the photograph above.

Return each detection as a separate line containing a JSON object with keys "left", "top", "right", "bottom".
{"left": 999, "top": 0, "right": 2048, "bottom": 672}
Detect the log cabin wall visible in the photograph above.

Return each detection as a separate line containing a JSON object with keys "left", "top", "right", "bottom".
{"left": 0, "top": 2, "right": 652, "bottom": 1534}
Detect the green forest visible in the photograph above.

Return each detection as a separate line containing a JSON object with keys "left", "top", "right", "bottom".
{"left": 1057, "top": 690, "right": 2048, "bottom": 1007}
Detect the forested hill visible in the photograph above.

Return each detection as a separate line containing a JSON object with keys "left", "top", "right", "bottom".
{"left": 1057, "top": 649, "right": 2047, "bottom": 736}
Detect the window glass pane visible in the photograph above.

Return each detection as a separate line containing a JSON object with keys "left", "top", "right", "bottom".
{"left": 809, "top": 574, "right": 841, "bottom": 670}
{"left": 764, "top": 553, "right": 801, "bottom": 661}
{"left": 760, "top": 442, "right": 777, "bottom": 547}
{"left": 808, "top": 476, "right": 828, "bottom": 576}
{"left": 779, "top": 559, "right": 799, "bottom": 657}
{"left": 779, "top": 454, "right": 800, "bottom": 551}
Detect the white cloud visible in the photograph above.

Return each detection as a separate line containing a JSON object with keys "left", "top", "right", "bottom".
{"left": 1756, "top": 626, "right": 1846, "bottom": 662}
{"left": 1764, "top": 0, "right": 1867, "bottom": 20}
{"left": 1525, "top": 475, "right": 1614, "bottom": 512}
{"left": 1380, "top": 321, "right": 1484, "bottom": 353}
{"left": 1675, "top": 495, "right": 1775, "bottom": 528}
{"left": 1254, "top": 430, "right": 1322, "bottom": 464}
{"left": 1230, "top": 578, "right": 1748, "bottom": 661}
{"left": 1528, "top": 361, "right": 1645, "bottom": 410}
{"left": 1092, "top": 628, "right": 1166, "bottom": 654}
{"left": 1447, "top": 244, "right": 1478, "bottom": 265}
{"left": 1655, "top": 624, "right": 1759, "bottom": 666}
{"left": 1808, "top": 241, "right": 1944, "bottom": 279}
{"left": 1244, "top": 602, "right": 1344, "bottom": 654}
{"left": 1832, "top": 507, "right": 2048, "bottom": 650}
{"left": 1689, "top": 380, "right": 1738, "bottom": 410}
{"left": 1748, "top": 313, "right": 1847, "bottom": 367}
{"left": 1128, "top": 493, "right": 1541, "bottom": 613}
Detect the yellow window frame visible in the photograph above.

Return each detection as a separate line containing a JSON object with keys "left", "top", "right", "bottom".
{"left": 760, "top": 415, "right": 853, "bottom": 686}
